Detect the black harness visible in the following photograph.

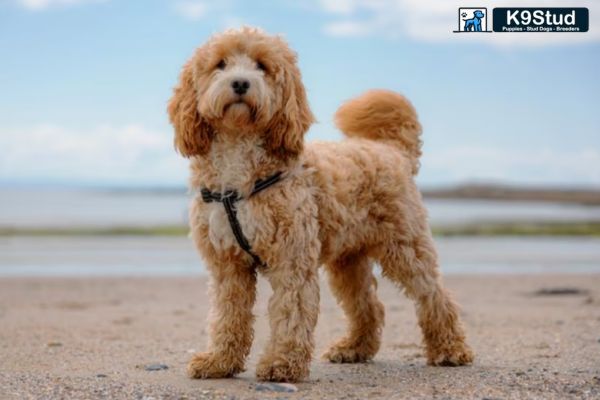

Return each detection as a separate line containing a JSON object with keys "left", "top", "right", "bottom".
{"left": 200, "top": 171, "right": 283, "bottom": 267}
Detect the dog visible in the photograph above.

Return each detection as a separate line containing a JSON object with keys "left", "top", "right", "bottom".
{"left": 464, "top": 10, "right": 485, "bottom": 31}
{"left": 168, "top": 27, "right": 473, "bottom": 383}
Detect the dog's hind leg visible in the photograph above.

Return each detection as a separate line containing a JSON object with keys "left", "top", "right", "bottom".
{"left": 323, "top": 253, "right": 385, "bottom": 363}
{"left": 378, "top": 231, "right": 474, "bottom": 366}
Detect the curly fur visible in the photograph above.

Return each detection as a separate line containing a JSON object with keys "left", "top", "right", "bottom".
{"left": 168, "top": 26, "right": 473, "bottom": 383}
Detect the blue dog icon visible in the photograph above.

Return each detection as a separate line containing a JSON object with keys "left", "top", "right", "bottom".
{"left": 463, "top": 10, "right": 485, "bottom": 31}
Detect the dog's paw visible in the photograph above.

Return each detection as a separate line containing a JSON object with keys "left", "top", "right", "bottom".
{"left": 187, "top": 352, "right": 243, "bottom": 379}
{"left": 427, "top": 342, "right": 474, "bottom": 367}
{"left": 323, "top": 343, "right": 375, "bottom": 363}
{"left": 256, "top": 355, "right": 309, "bottom": 382}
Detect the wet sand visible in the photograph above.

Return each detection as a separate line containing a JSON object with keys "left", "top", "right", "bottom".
{"left": 1, "top": 275, "right": 599, "bottom": 399}
{"left": 2, "top": 235, "right": 600, "bottom": 276}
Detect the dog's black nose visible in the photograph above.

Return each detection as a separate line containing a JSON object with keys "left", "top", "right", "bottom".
{"left": 231, "top": 79, "right": 250, "bottom": 95}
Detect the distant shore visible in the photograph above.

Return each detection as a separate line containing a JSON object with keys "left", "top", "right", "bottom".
{"left": 422, "top": 183, "right": 600, "bottom": 206}
{"left": 2, "top": 221, "right": 600, "bottom": 237}
{"left": 3, "top": 182, "right": 599, "bottom": 204}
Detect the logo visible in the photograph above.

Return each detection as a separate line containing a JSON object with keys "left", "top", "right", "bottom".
{"left": 454, "top": 7, "right": 492, "bottom": 33}
{"left": 493, "top": 8, "right": 589, "bottom": 32}
{"left": 453, "top": 7, "right": 589, "bottom": 33}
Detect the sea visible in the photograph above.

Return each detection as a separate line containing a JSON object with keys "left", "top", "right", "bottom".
{"left": 1, "top": 188, "right": 599, "bottom": 276}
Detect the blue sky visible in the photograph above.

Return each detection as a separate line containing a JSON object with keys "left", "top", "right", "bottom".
{"left": 0, "top": 0, "right": 599, "bottom": 187}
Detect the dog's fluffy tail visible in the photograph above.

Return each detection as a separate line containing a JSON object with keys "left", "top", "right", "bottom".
{"left": 335, "top": 89, "right": 422, "bottom": 174}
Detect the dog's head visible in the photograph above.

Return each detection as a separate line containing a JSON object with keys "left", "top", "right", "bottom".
{"left": 473, "top": 10, "right": 484, "bottom": 18}
{"left": 168, "top": 27, "right": 314, "bottom": 160}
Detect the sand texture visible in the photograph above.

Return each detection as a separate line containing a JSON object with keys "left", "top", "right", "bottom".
{"left": 1, "top": 275, "right": 599, "bottom": 399}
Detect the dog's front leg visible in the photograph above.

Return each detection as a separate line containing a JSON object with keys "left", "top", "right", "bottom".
{"left": 255, "top": 219, "right": 321, "bottom": 383}
{"left": 256, "top": 257, "right": 320, "bottom": 382}
{"left": 188, "top": 258, "right": 257, "bottom": 379}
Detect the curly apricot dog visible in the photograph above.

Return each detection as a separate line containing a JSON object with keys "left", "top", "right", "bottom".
{"left": 168, "top": 27, "right": 473, "bottom": 383}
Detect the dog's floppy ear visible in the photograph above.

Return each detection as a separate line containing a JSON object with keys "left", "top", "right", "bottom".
{"left": 168, "top": 60, "right": 213, "bottom": 157}
{"left": 264, "top": 58, "right": 315, "bottom": 160}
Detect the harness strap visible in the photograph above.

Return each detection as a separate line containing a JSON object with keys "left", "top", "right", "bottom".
{"left": 199, "top": 171, "right": 283, "bottom": 267}
{"left": 251, "top": 171, "right": 283, "bottom": 196}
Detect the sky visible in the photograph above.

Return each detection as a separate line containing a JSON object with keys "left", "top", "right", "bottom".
{"left": 0, "top": 0, "right": 599, "bottom": 188}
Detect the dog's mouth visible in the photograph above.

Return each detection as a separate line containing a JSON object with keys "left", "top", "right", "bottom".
{"left": 224, "top": 97, "right": 249, "bottom": 112}
{"left": 222, "top": 97, "right": 258, "bottom": 123}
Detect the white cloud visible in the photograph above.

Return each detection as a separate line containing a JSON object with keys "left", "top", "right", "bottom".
{"left": 1, "top": 124, "right": 597, "bottom": 186}
{"left": 421, "top": 145, "right": 600, "bottom": 185}
{"left": 16, "top": 0, "right": 105, "bottom": 11}
{"left": 0, "top": 124, "right": 188, "bottom": 185}
{"left": 318, "top": 0, "right": 600, "bottom": 46}
{"left": 174, "top": 0, "right": 208, "bottom": 21}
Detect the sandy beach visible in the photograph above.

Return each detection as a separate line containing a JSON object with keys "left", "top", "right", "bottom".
{"left": 1, "top": 274, "right": 599, "bottom": 399}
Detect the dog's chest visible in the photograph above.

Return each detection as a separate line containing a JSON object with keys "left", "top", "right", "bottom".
{"left": 201, "top": 201, "right": 257, "bottom": 251}
{"left": 208, "top": 137, "right": 265, "bottom": 190}
{"left": 196, "top": 138, "right": 264, "bottom": 251}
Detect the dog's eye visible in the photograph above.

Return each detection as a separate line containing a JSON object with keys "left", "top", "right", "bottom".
{"left": 256, "top": 61, "right": 267, "bottom": 72}
{"left": 216, "top": 60, "right": 226, "bottom": 70}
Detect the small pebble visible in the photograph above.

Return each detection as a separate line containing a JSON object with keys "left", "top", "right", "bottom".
{"left": 255, "top": 383, "right": 298, "bottom": 393}
{"left": 515, "top": 371, "right": 526, "bottom": 376}
{"left": 144, "top": 363, "right": 169, "bottom": 371}
{"left": 96, "top": 374, "right": 108, "bottom": 378}
{"left": 46, "top": 341, "right": 62, "bottom": 347}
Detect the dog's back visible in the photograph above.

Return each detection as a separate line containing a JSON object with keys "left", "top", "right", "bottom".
{"left": 304, "top": 90, "right": 427, "bottom": 263}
